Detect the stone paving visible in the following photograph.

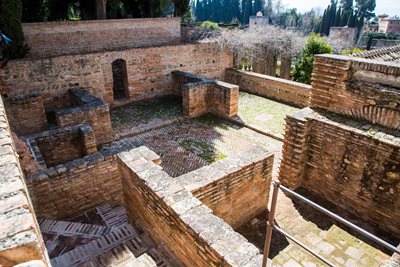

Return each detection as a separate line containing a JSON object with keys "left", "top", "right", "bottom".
{"left": 237, "top": 188, "right": 396, "bottom": 267}
{"left": 232, "top": 92, "right": 299, "bottom": 139}
{"left": 104, "top": 114, "right": 282, "bottom": 177}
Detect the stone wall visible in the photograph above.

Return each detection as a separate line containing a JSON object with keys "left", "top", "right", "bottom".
{"left": 4, "top": 94, "right": 48, "bottom": 136}
{"left": 55, "top": 89, "right": 112, "bottom": 145}
{"left": 0, "top": 97, "right": 49, "bottom": 266}
{"left": 173, "top": 71, "right": 239, "bottom": 118}
{"left": 22, "top": 18, "right": 181, "bottom": 58}
{"left": 279, "top": 110, "right": 400, "bottom": 236}
{"left": 176, "top": 148, "right": 274, "bottom": 228}
{"left": 118, "top": 147, "right": 264, "bottom": 267}
{"left": 311, "top": 54, "right": 400, "bottom": 130}
{"left": 329, "top": 27, "right": 357, "bottom": 43}
{"left": 25, "top": 143, "right": 137, "bottom": 219}
{"left": 225, "top": 68, "right": 311, "bottom": 107}
{"left": 1, "top": 43, "right": 232, "bottom": 108}
{"left": 26, "top": 124, "right": 97, "bottom": 168}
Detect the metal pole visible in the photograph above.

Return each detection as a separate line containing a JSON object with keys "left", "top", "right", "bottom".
{"left": 262, "top": 180, "right": 280, "bottom": 267}
{"left": 279, "top": 184, "right": 400, "bottom": 255}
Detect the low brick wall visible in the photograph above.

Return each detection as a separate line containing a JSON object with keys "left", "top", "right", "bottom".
{"left": 4, "top": 94, "right": 48, "bottom": 136}
{"left": 225, "top": 68, "right": 311, "bottom": 107}
{"left": 22, "top": 18, "right": 181, "bottom": 58}
{"left": 55, "top": 89, "right": 113, "bottom": 145}
{"left": 279, "top": 109, "right": 400, "bottom": 236}
{"left": 25, "top": 124, "right": 97, "bottom": 168}
{"left": 26, "top": 143, "right": 137, "bottom": 219}
{"left": 177, "top": 148, "right": 274, "bottom": 228}
{"left": 0, "top": 97, "right": 49, "bottom": 266}
{"left": 311, "top": 54, "right": 400, "bottom": 131}
{"left": 173, "top": 71, "right": 239, "bottom": 118}
{"left": 118, "top": 147, "right": 264, "bottom": 267}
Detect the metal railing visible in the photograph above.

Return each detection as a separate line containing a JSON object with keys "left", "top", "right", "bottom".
{"left": 261, "top": 180, "right": 400, "bottom": 267}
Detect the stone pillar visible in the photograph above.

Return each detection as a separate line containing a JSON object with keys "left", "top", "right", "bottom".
{"left": 280, "top": 56, "right": 292, "bottom": 80}
{"left": 265, "top": 53, "right": 277, "bottom": 76}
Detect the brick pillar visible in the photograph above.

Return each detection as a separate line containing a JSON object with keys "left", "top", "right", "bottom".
{"left": 265, "top": 54, "right": 277, "bottom": 76}
{"left": 280, "top": 56, "right": 292, "bottom": 80}
{"left": 279, "top": 108, "right": 313, "bottom": 189}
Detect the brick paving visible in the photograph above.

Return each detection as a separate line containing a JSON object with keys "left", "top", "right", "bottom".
{"left": 104, "top": 115, "right": 282, "bottom": 177}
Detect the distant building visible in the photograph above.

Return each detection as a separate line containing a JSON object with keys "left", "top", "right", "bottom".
{"left": 329, "top": 26, "right": 357, "bottom": 44}
{"left": 378, "top": 16, "right": 400, "bottom": 34}
{"left": 249, "top": 11, "right": 269, "bottom": 28}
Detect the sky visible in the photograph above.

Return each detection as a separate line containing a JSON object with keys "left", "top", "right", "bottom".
{"left": 280, "top": 0, "right": 400, "bottom": 17}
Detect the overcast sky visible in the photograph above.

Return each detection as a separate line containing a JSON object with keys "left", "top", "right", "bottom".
{"left": 280, "top": 0, "right": 400, "bottom": 17}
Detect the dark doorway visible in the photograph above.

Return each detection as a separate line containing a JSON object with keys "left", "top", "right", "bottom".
{"left": 112, "top": 59, "right": 129, "bottom": 100}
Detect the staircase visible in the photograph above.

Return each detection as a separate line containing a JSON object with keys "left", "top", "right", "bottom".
{"left": 41, "top": 205, "right": 171, "bottom": 267}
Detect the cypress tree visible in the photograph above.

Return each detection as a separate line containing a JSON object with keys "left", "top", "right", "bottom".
{"left": 334, "top": 7, "right": 342, "bottom": 26}
{"left": 0, "top": 0, "right": 29, "bottom": 58}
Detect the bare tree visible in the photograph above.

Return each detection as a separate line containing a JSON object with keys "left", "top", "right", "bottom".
{"left": 203, "top": 26, "right": 306, "bottom": 77}
{"left": 96, "top": 0, "right": 107, "bottom": 19}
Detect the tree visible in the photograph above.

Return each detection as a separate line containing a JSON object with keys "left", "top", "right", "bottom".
{"left": 96, "top": 0, "right": 107, "bottom": 19}
{"left": 0, "top": 0, "right": 29, "bottom": 58}
{"left": 292, "top": 34, "right": 332, "bottom": 84}
{"left": 355, "top": 0, "right": 376, "bottom": 20}
{"left": 172, "top": 0, "right": 190, "bottom": 17}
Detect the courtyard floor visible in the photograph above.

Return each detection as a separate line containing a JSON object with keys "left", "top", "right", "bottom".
{"left": 107, "top": 92, "right": 397, "bottom": 266}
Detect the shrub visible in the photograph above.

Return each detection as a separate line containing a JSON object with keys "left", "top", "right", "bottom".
{"left": 292, "top": 33, "right": 332, "bottom": 84}
{"left": 200, "top": 21, "right": 219, "bottom": 30}
{"left": 342, "top": 48, "right": 364, "bottom": 55}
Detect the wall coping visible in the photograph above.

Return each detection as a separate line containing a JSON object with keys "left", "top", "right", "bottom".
{"left": 227, "top": 68, "right": 312, "bottom": 89}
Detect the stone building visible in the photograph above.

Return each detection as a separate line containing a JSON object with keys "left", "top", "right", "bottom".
{"left": 249, "top": 11, "right": 269, "bottom": 28}
{"left": 379, "top": 16, "right": 400, "bottom": 34}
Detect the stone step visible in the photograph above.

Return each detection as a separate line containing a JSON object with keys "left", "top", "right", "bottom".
{"left": 79, "top": 244, "right": 136, "bottom": 267}
{"left": 51, "top": 224, "right": 137, "bottom": 267}
{"left": 39, "top": 219, "right": 112, "bottom": 239}
{"left": 127, "top": 254, "right": 157, "bottom": 267}
{"left": 96, "top": 204, "right": 128, "bottom": 228}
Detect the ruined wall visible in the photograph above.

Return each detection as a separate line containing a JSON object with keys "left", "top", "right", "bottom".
{"left": 56, "top": 89, "right": 113, "bottom": 145}
{"left": 119, "top": 147, "right": 263, "bottom": 267}
{"left": 4, "top": 94, "right": 48, "bottom": 136}
{"left": 22, "top": 18, "right": 181, "bottom": 58}
{"left": 177, "top": 148, "right": 273, "bottom": 228}
{"left": 25, "top": 143, "right": 137, "bottom": 219}
{"left": 173, "top": 71, "right": 239, "bottom": 118}
{"left": 1, "top": 44, "right": 232, "bottom": 108}
{"left": 0, "top": 97, "right": 49, "bottom": 266}
{"left": 26, "top": 125, "right": 97, "bottom": 167}
{"left": 329, "top": 27, "right": 357, "bottom": 43}
{"left": 312, "top": 54, "right": 400, "bottom": 130}
{"left": 225, "top": 68, "right": 311, "bottom": 107}
{"left": 280, "top": 110, "right": 400, "bottom": 236}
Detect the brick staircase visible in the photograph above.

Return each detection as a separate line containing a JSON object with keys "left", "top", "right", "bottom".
{"left": 42, "top": 205, "right": 171, "bottom": 267}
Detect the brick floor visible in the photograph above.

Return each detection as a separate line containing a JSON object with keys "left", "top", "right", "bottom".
{"left": 104, "top": 115, "right": 282, "bottom": 177}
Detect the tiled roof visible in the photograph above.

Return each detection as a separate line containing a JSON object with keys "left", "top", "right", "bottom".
{"left": 351, "top": 45, "right": 400, "bottom": 63}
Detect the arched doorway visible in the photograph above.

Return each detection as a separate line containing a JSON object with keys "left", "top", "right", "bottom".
{"left": 112, "top": 59, "right": 129, "bottom": 100}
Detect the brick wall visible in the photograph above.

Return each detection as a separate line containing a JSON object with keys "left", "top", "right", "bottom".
{"left": 0, "top": 97, "right": 49, "bottom": 266}
{"left": 1, "top": 43, "right": 232, "bottom": 108}
{"left": 311, "top": 54, "right": 400, "bottom": 130}
{"left": 25, "top": 142, "right": 137, "bottom": 219}
{"left": 176, "top": 148, "right": 274, "bottom": 228}
{"left": 225, "top": 68, "right": 311, "bottom": 107}
{"left": 173, "top": 71, "right": 239, "bottom": 118}
{"left": 4, "top": 94, "right": 48, "bottom": 136}
{"left": 279, "top": 110, "right": 400, "bottom": 236}
{"left": 22, "top": 18, "right": 181, "bottom": 58}
{"left": 26, "top": 125, "right": 97, "bottom": 168}
{"left": 118, "top": 147, "right": 264, "bottom": 267}
{"left": 55, "top": 89, "right": 113, "bottom": 145}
